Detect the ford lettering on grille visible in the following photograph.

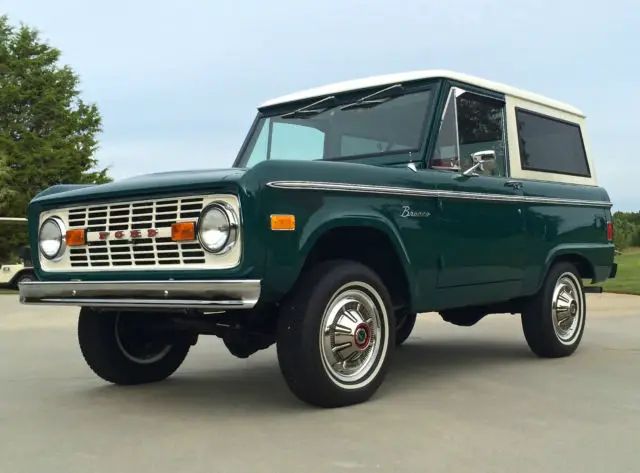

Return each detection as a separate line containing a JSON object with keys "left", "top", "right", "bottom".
{"left": 97, "top": 229, "right": 159, "bottom": 241}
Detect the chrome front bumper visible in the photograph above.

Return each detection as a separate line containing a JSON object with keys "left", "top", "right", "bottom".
{"left": 18, "top": 279, "right": 261, "bottom": 310}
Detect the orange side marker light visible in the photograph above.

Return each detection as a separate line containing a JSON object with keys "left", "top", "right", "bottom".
{"left": 270, "top": 214, "right": 295, "bottom": 231}
{"left": 66, "top": 229, "right": 86, "bottom": 246}
{"left": 171, "top": 222, "right": 196, "bottom": 241}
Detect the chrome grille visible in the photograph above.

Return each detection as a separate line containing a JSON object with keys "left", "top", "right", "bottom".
{"left": 67, "top": 196, "right": 206, "bottom": 268}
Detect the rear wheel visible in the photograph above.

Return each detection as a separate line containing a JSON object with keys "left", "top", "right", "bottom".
{"left": 521, "top": 262, "right": 586, "bottom": 358}
{"left": 78, "top": 308, "right": 191, "bottom": 385}
{"left": 276, "top": 260, "right": 396, "bottom": 408}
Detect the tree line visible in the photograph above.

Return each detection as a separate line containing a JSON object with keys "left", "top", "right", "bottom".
{"left": 613, "top": 211, "right": 640, "bottom": 251}
{"left": 0, "top": 15, "right": 111, "bottom": 263}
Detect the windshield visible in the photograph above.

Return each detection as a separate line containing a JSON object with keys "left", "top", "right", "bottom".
{"left": 235, "top": 87, "right": 433, "bottom": 167}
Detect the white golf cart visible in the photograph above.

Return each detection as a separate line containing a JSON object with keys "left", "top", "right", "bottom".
{"left": 0, "top": 217, "right": 35, "bottom": 289}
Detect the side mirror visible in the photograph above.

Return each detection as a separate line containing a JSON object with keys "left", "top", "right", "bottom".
{"left": 463, "top": 150, "right": 497, "bottom": 176}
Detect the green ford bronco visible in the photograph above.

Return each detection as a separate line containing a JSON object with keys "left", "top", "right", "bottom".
{"left": 19, "top": 70, "right": 617, "bottom": 408}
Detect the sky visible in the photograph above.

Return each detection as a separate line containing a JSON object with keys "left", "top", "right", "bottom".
{"left": 3, "top": 0, "right": 639, "bottom": 211}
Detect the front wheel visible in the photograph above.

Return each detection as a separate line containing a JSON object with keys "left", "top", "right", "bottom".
{"left": 78, "top": 308, "right": 192, "bottom": 385}
{"left": 521, "top": 262, "right": 586, "bottom": 358}
{"left": 277, "top": 260, "right": 396, "bottom": 408}
{"left": 395, "top": 311, "right": 417, "bottom": 347}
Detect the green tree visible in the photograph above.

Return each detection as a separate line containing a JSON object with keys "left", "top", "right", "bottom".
{"left": 612, "top": 211, "right": 640, "bottom": 251}
{"left": 0, "top": 153, "right": 13, "bottom": 205}
{"left": 0, "top": 15, "right": 111, "bottom": 262}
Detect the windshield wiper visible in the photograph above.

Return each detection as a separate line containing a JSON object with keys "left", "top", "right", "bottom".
{"left": 340, "top": 83, "right": 405, "bottom": 111}
{"left": 281, "top": 95, "right": 337, "bottom": 119}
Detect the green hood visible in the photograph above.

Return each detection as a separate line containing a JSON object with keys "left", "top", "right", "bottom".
{"left": 31, "top": 168, "right": 248, "bottom": 207}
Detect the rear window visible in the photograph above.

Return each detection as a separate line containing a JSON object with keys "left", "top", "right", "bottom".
{"left": 515, "top": 108, "right": 590, "bottom": 177}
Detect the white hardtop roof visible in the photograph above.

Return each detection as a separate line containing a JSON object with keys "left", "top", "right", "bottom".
{"left": 260, "top": 69, "right": 585, "bottom": 117}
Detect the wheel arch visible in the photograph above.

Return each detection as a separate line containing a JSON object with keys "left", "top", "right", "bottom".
{"left": 298, "top": 216, "right": 416, "bottom": 312}
{"left": 537, "top": 246, "right": 596, "bottom": 293}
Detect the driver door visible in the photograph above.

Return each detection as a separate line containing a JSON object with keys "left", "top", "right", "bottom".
{"left": 427, "top": 86, "right": 527, "bottom": 289}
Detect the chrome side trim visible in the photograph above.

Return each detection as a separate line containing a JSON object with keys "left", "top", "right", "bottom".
{"left": 266, "top": 181, "right": 613, "bottom": 208}
{"left": 19, "top": 279, "right": 261, "bottom": 310}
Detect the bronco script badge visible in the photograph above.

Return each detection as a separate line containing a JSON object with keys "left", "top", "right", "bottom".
{"left": 400, "top": 206, "right": 430, "bottom": 218}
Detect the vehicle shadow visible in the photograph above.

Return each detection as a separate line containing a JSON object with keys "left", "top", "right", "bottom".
{"left": 80, "top": 335, "right": 535, "bottom": 416}
{"left": 379, "top": 337, "right": 535, "bottom": 396}
{"left": 390, "top": 337, "right": 533, "bottom": 378}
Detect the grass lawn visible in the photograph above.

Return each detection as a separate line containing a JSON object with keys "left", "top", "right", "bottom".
{"left": 0, "top": 288, "right": 16, "bottom": 295}
{"left": 596, "top": 247, "right": 640, "bottom": 296}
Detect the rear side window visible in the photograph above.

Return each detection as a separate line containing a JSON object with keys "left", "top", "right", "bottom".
{"left": 515, "top": 108, "right": 590, "bottom": 177}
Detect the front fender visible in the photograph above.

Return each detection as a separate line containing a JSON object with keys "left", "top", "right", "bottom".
{"left": 261, "top": 202, "right": 416, "bottom": 305}
{"left": 299, "top": 211, "right": 412, "bottom": 268}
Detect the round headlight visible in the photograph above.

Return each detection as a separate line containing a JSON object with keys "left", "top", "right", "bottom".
{"left": 198, "top": 203, "right": 238, "bottom": 254}
{"left": 39, "top": 217, "right": 66, "bottom": 260}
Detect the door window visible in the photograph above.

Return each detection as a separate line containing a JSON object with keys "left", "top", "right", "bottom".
{"left": 430, "top": 88, "right": 508, "bottom": 177}
{"left": 430, "top": 94, "right": 461, "bottom": 171}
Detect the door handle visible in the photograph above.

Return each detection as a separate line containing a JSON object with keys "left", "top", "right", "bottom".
{"left": 505, "top": 180, "right": 523, "bottom": 191}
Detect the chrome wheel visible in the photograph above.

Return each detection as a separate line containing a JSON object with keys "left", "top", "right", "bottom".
{"left": 551, "top": 272, "right": 584, "bottom": 345}
{"left": 319, "top": 281, "right": 388, "bottom": 389}
{"left": 114, "top": 314, "right": 172, "bottom": 365}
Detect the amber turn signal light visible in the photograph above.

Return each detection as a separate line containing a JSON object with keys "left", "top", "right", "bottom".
{"left": 65, "top": 229, "right": 85, "bottom": 246}
{"left": 270, "top": 214, "right": 295, "bottom": 231}
{"left": 171, "top": 221, "right": 196, "bottom": 241}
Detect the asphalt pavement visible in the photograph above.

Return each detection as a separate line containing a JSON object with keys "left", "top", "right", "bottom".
{"left": 1, "top": 292, "right": 639, "bottom": 473}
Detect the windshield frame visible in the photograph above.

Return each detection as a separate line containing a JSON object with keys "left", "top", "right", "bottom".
{"left": 232, "top": 79, "right": 443, "bottom": 169}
